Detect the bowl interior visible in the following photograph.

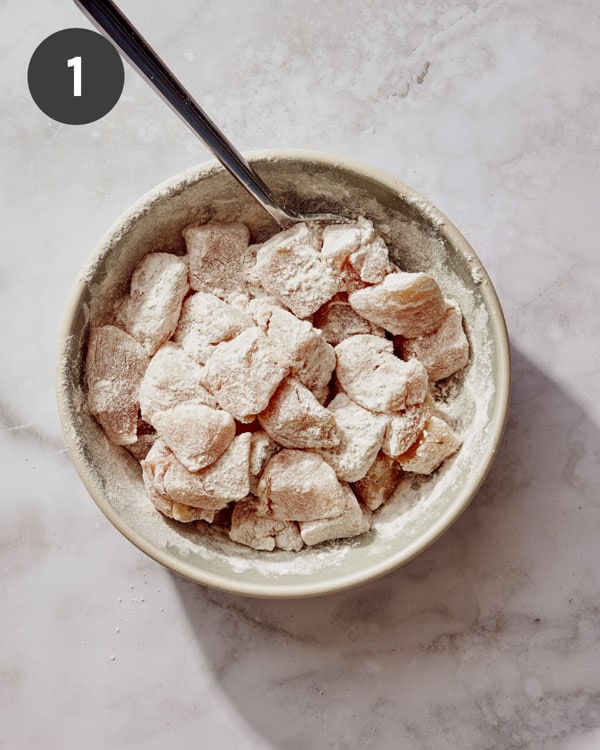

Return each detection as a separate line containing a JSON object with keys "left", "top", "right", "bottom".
{"left": 57, "top": 150, "right": 510, "bottom": 598}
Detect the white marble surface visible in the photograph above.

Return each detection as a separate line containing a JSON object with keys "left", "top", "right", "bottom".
{"left": 2, "top": 0, "right": 600, "bottom": 747}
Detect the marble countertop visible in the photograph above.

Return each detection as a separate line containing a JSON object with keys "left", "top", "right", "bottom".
{"left": 3, "top": 0, "right": 600, "bottom": 747}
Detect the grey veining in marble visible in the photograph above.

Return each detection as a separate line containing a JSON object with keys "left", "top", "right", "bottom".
{"left": 2, "top": 0, "right": 600, "bottom": 748}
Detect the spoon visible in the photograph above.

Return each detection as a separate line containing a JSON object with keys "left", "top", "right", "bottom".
{"left": 74, "top": 0, "right": 342, "bottom": 229}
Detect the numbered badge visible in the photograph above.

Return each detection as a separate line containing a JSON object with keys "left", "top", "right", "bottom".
{"left": 28, "top": 28, "right": 124, "bottom": 125}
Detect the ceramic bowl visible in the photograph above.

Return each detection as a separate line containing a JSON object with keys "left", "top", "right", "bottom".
{"left": 56, "top": 149, "right": 510, "bottom": 598}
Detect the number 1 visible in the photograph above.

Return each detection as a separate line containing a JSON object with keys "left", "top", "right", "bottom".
{"left": 67, "top": 56, "right": 82, "bottom": 97}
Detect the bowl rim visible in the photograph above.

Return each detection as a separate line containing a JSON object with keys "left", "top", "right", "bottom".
{"left": 56, "top": 147, "right": 511, "bottom": 599}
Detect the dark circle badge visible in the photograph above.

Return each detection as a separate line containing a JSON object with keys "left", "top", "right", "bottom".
{"left": 28, "top": 28, "right": 125, "bottom": 125}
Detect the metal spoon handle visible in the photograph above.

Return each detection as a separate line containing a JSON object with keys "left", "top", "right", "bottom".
{"left": 74, "top": 0, "right": 295, "bottom": 227}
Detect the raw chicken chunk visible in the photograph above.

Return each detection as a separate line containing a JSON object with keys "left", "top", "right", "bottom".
{"left": 257, "top": 449, "right": 346, "bottom": 521}
{"left": 257, "top": 305, "right": 336, "bottom": 403}
{"left": 335, "top": 334, "right": 428, "bottom": 412}
{"left": 229, "top": 497, "right": 303, "bottom": 551}
{"left": 322, "top": 220, "right": 391, "bottom": 284}
{"left": 300, "top": 484, "right": 372, "bottom": 546}
{"left": 258, "top": 378, "right": 339, "bottom": 449}
{"left": 162, "top": 434, "right": 251, "bottom": 507}
{"left": 86, "top": 325, "right": 150, "bottom": 446}
{"left": 313, "top": 298, "right": 383, "bottom": 345}
{"left": 173, "top": 292, "right": 252, "bottom": 364}
{"left": 151, "top": 402, "right": 235, "bottom": 472}
{"left": 116, "top": 252, "right": 189, "bottom": 354}
{"left": 348, "top": 235, "right": 391, "bottom": 283}
{"left": 253, "top": 223, "right": 339, "bottom": 317}
{"left": 349, "top": 271, "right": 446, "bottom": 337}
{"left": 141, "top": 441, "right": 214, "bottom": 520}
{"left": 248, "top": 430, "right": 280, "bottom": 494}
{"left": 321, "top": 222, "right": 371, "bottom": 272}
{"left": 184, "top": 222, "right": 251, "bottom": 297}
{"left": 142, "top": 435, "right": 251, "bottom": 509}
{"left": 397, "top": 303, "right": 469, "bottom": 382}
{"left": 139, "top": 342, "right": 217, "bottom": 423}
{"left": 319, "top": 393, "right": 387, "bottom": 482}
{"left": 397, "top": 416, "right": 462, "bottom": 474}
{"left": 381, "top": 394, "right": 434, "bottom": 458}
{"left": 200, "top": 327, "right": 290, "bottom": 421}
{"left": 352, "top": 453, "right": 401, "bottom": 511}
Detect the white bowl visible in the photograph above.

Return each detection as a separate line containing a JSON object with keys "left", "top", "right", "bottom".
{"left": 56, "top": 149, "right": 510, "bottom": 598}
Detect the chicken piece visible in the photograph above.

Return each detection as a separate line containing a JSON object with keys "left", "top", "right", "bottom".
{"left": 184, "top": 222, "right": 251, "bottom": 297}
{"left": 139, "top": 342, "right": 218, "bottom": 423}
{"left": 248, "top": 430, "right": 280, "bottom": 494}
{"left": 348, "top": 235, "right": 391, "bottom": 283}
{"left": 300, "top": 484, "right": 372, "bottom": 546}
{"left": 151, "top": 402, "right": 235, "bottom": 472}
{"left": 257, "top": 449, "right": 347, "bottom": 521}
{"left": 396, "top": 303, "right": 469, "bottom": 382}
{"left": 116, "top": 252, "right": 189, "bottom": 355}
{"left": 335, "top": 334, "right": 428, "bottom": 412}
{"left": 381, "top": 394, "right": 434, "bottom": 458}
{"left": 397, "top": 416, "right": 462, "bottom": 474}
{"left": 255, "top": 305, "right": 336, "bottom": 403}
{"left": 142, "top": 435, "right": 251, "bottom": 510}
{"left": 125, "top": 417, "right": 157, "bottom": 461}
{"left": 229, "top": 497, "right": 303, "bottom": 551}
{"left": 200, "top": 327, "right": 290, "bottom": 422}
{"left": 321, "top": 219, "right": 392, "bottom": 296}
{"left": 352, "top": 453, "right": 401, "bottom": 511}
{"left": 321, "top": 222, "right": 371, "bottom": 272}
{"left": 312, "top": 298, "right": 384, "bottom": 345}
{"left": 321, "top": 220, "right": 391, "bottom": 284}
{"left": 86, "top": 325, "right": 150, "bottom": 446}
{"left": 319, "top": 393, "right": 387, "bottom": 482}
{"left": 162, "top": 434, "right": 251, "bottom": 507}
{"left": 253, "top": 223, "right": 339, "bottom": 317}
{"left": 258, "top": 378, "right": 339, "bottom": 450}
{"left": 349, "top": 271, "right": 446, "bottom": 337}
{"left": 173, "top": 292, "right": 252, "bottom": 364}
{"left": 142, "top": 441, "right": 223, "bottom": 517}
